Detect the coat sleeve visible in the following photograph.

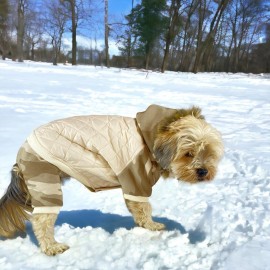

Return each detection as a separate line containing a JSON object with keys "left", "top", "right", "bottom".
{"left": 117, "top": 146, "right": 160, "bottom": 202}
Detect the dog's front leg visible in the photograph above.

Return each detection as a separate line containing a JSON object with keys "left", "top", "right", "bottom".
{"left": 125, "top": 199, "right": 165, "bottom": 231}
{"left": 32, "top": 213, "right": 69, "bottom": 256}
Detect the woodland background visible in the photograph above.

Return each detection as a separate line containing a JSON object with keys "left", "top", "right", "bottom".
{"left": 0, "top": 0, "right": 270, "bottom": 73}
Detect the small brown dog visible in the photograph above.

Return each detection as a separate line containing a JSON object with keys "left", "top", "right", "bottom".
{"left": 0, "top": 104, "right": 223, "bottom": 255}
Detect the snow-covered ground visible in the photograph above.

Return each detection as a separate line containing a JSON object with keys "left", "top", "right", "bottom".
{"left": 0, "top": 60, "right": 270, "bottom": 270}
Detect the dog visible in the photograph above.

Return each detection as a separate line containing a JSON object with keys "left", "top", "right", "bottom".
{"left": 0, "top": 104, "right": 223, "bottom": 255}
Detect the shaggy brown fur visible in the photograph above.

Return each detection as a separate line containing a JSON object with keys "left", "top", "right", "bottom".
{"left": 32, "top": 214, "right": 69, "bottom": 256}
{"left": 125, "top": 199, "right": 165, "bottom": 231}
{"left": 0, "top": 164, "right": 32, "bottom": 237}
{"left": 153, "top": 107, "right": 223, "bottom": 183}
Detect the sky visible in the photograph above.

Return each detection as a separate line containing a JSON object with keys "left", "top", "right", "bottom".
{"left": 109, "top": 0, "right": 134, "bottom": 15}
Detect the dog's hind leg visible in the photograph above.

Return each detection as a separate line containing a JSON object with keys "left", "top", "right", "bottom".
{"left": 32, "top": 213, "right": 69, "bottom": 256}
{"left": 125, "top": 199, "right": 165, "bottom": 231}
{"left": 16, "top": 142, "right": 68, "bottom": 255}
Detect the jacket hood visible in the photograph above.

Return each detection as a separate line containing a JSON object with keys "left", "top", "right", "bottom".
{"left": 136, "top": 104, "right": 177, "bottom": 153}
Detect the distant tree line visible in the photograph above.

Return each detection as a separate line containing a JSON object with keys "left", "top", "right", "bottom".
{"left": 0, "top": 0, "right": 270, "bottom": 73}
{"left": 117, "top": 0, "right": 270, "bottom": 73}
{"left": 0, "top": 0, "right": 101, "bottom": 65}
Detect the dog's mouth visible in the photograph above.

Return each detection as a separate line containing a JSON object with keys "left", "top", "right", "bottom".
{"left": 176, "top": 171, "right": 212, "bottom": 183}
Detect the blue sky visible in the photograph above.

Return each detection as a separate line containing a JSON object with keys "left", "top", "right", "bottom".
{"left": 109, "top": 0, "right": 142, "bottom": 14}
{"left": 109, "top": 0, "right": 133, "bottom": 15}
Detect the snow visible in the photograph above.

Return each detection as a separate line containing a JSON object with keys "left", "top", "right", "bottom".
{"left": 0, "top": 59, "right": 270, "bottom": 270}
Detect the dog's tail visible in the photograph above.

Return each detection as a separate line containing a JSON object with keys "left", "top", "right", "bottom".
{"left": 0, "top": 164, "right": 33, "bottom": 237}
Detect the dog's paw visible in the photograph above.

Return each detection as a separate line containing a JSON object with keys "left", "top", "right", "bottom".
{"left": 42, "top": 242, "right": 70, "bottom": 256}
{"left": 143, "top": 221, "right": 166, "bottom": 231}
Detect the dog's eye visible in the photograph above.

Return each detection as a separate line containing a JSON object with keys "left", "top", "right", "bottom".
{"left": 185, "top": 152, "right": 193, "bottom": 158}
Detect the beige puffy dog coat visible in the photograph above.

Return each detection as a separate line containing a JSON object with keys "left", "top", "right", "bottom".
{"left": 16, "top": 105, "right": 176, "bottom": 214}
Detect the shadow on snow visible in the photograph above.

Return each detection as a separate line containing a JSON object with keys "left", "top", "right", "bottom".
{"left": 55, "top": 210, "right": 206, "bottom": 244}
{"left": 1, "top": 210, "right": 206, "bottom": 246}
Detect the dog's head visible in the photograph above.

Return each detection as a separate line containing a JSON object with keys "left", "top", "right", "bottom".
{"left": 153, "top": 107, "right": 224, "bottom": 183}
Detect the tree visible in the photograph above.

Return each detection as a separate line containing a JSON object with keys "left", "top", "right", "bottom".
{"left": 24, "top": 6, "right": 43, "bottom": 60}
{"left": 132, "top": 0, "right": 167, "bottom": 69}
{"left": 60, "top": 0, "right": 93, "bottom": 65}
{"left": 176, "top": 0, "right": 199, "bottom": 71}
{"left": 192, "top": 0, "right": 230, "bottom": 72}
{"left": 104, "top": 0, "right": 109, "bottom": 67}
{"left": 44, "top": 0, "right": 68, "bottom": 65}
{"left": 0, "top": 0, "right": 10, "bottom": 59}
{"left": 161, "top": 0, "right": 182, "bottom": 73}
{"left": 2, "top": 0, "right": 269, "bottom": 72}
{"left": 223, "top": 0, "right": 267, "bottom": 72}
{"left": 116, "top": 0, "right": 138, "bottom": 67}
{"left": 17, "top": 0, "right": 28, "bottom": 62}
{"left": 60, "top": 0, "right": 77, "bottom": 65}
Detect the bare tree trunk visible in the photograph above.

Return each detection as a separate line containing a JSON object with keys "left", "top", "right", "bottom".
{"left": 177, "top": 0, "right": 198, "bottom": 71}
{"left": 145, "top": 53, "right": 151, "bottom": 70}
{"left": 161, "top": 0, "right": 181, "bottom": 73}
{"left": 31, "top": 42, "right": 34, "bottom": 60}
{"left": 104, "top": 0, "right": 109, "bottom": 67}
{"left": 46, "top": 0, "right": 68, "bottom": 65}
{"left": 127, "top": 0, "right": 134, "bottom": 68}
{"left": 190, "top": 0, "right": 207, "bottom": 72}
{"left": 61, "top": 0, "right": 77, "bottom": 65}
{"left": 0, "top": 0, "right": 9, "bottom": 60}
{"left": 17, "top": 0, "right": 26, "bottom": 62}
{"left": 52, "top": 36, "right": 57, "bottom": 66}
{"left": 70, "top": 0, "right": 77, "bottom": 65}
{"left": 225, "top": 26, "right": 235, "bottom": 72}
{"left": 241, "top": 26, "right": 256, "bottom": 72}
{"left": 127, "top": 35, "right": 132, "bottom": 67}
{"left": 161, "top": 41, "right": 171, "bottom": 72}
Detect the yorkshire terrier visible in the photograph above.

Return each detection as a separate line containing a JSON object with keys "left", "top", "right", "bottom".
{"left": 0, "top": 104, "right": 223, "bottom": 255}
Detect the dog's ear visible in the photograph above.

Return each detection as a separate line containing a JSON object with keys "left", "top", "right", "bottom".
{"left": 153, "top": 131, "right": 177, "bottom": 169}
{"left": 175, "top": 106, "right": 204, "bottom": 120}
{"left": 153, "top": 106, "right": 203, "bottom": 169}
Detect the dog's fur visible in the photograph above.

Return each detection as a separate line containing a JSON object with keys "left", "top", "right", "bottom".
{"left": 0, "top": 107, "right": 223, "bottom": 255}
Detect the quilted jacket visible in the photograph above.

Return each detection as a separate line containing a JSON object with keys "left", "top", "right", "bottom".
{"left": 27, "top": 104, "right": 177, "bottom": 202}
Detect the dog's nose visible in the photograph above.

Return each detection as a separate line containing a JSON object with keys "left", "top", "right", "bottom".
{"left": 197, "top": 168, "right": 208, "bottom": 177}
